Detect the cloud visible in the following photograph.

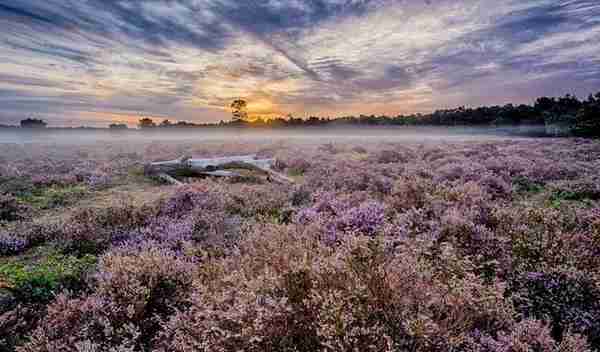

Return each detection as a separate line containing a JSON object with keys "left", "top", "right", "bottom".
{"left": 0, "top": 0, "right": 599, "bottom": 126}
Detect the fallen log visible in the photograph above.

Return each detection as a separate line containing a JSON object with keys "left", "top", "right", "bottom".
{"left": 144, "top": 154, "right": 294, "bottom": 185}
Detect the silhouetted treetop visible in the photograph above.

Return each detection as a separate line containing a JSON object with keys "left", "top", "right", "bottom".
{"left": 20, "top": 118, "right": 47, "bottom": 128}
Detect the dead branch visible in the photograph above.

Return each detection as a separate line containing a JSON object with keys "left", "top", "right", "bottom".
{"left": 144, "top": 154, "right": 293, "bottom": 185}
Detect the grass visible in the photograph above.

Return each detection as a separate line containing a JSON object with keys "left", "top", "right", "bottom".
{"left": 17, "top": 185, "right": 88, "bottom": 210}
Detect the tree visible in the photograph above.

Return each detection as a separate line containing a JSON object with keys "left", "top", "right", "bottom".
{"left": 160, "top": 119, "right": 172, "bottom": 128}
{"left": 230, "top": 99, "right": 248, "bottom": 121}
{"left": 109, "top": 123, "right": 128, "bottom": 130}
{"left": 20, "top": 118, "right": 47, "bottom": 128}
{"left": 138, "top": 117, "right": 156, "bottom": 129}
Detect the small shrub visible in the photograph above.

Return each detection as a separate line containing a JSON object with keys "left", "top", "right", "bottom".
{"left": 465, "top": 319, "right": 590, "bottom": 352}
{"left": 0, "top": 304, "right": 42, "bottom": 351}
{"left": 94, "top": 245, "right": 195, "bottom": 346}
{"left": 19, "top": 185, "right": 87, "bottom": 209}
{"left": 376, "top": 150, "right": 405, "bottom": 164}
{"left": 511, "top": 269, "right": 600, "bottom": 348}
{"left": 549, "top": 179, "right": 600, "bottom": 202}
{"left": 0, "top": 193, "right": 28, "bottom": 222}
{"left": 0, "top": 221, "right": 64, "bottom": 256}
{"left": 62, "top": 202, "right": 155, "bottom": 255}
{"left": 388, "top": 176, "right": 434, "bottom": 211}
{"left": 160, "top": 184, "right": 224, "bottom": 218}
{"left": 287, "top": 158, "right": 311, "bottom": 175}
{"left": 291, "top": 187, "right": 311, "bottom": 207}
{"left": 0, "top": 178, "right": 35, "bottom": 198}
{"left": 0, "top": 254, "right": 96, "bottom": 304}
{"left": 513, "top": 175, "right": 545, "bottom": 193}
{"left": 21, "top": 294, "right": 140, "bottom": 352}
{"left": 0, "top": 232, "right": 28, "bottom": 256}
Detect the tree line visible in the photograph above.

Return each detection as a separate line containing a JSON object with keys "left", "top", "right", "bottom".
{"left": 7, "top": 91, "right": 600, "bottom": 137}
{"left": 134, "top": 92, "right": 600, "bottom": 137}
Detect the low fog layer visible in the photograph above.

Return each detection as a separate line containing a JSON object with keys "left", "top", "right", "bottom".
{"left": 0, "top": 125, "right": 548, "bottom": 145}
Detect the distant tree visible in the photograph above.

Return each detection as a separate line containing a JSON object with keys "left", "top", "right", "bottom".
{"left": 20, "top": 118, "right": 47, "bottom": 128}
{"left": 230, "top": 99, "right": 248, "bottom": 121}
{"left": 572, "top": 93, "right": 600, "bottom": 137}
{"left": 160, "top": 119, "right": 173, "bottom": 128}
{"left": 534, "top": 97, "right": 556, "bottom": 113}
{"left": 138, "top": 117, "right": 156, "bottom": 129}
{"left": 109, "top": 123, "right": 128, "bottom": 130}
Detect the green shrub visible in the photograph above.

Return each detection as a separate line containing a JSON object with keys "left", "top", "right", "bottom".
{"left": 0, "top": 254, "right": 96, "bottom": 304}
{"left": 513, "top": 176, "right": 544, "bottom": 194}
{"left": 0, "top": 193, "right": 28, "bottom": 222}
{"left": 18, "top": 185, "right": 88, "bottom": 210}
{"left": 0, "top": 177, "right": 35, "bottom": 198}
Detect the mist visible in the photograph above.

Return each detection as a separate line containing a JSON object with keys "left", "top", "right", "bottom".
{"left": 0, "top": 125, "right": 549, "bottom": 146}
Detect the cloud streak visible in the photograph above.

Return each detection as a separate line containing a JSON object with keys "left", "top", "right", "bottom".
{"left": 0, "top": 0, "right": 599, "bottom": 126}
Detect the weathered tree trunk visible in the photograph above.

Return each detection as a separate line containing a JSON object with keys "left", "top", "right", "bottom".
{"left": 144, "top": 155, "right": 294, "bottom": 185}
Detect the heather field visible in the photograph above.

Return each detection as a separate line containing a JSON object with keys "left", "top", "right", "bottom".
{"left": 1, "top": 136, "right": 600, "bottom": 351}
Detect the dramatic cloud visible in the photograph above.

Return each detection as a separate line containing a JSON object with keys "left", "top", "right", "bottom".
{"left": 0, "top": 0, "right": 599, "bottom": 126}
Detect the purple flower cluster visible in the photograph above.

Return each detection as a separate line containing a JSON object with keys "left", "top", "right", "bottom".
{"left": 337, "top": 201, "right": 386, "bottom": 236}
{"left": 296, "top": 193, "right": 386, "bottom": 242}
{"left": 160, "top": 184, "right": 223, "bottom": 217}
{"left": 0, "top": 232, "right": 28, "bottom": 255}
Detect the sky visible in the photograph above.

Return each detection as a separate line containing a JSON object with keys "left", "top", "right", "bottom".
{"left": 0, "top": 0, "right": 599, "bottom": 127}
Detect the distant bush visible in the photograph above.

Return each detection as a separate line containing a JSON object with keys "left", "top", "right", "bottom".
{"left": 19, "top": 118, "right": 47, "bottom": 129}
{"left": 108, "top": 123, "right": 128, "bottom": 130}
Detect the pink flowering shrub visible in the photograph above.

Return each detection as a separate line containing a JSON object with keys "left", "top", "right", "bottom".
{"left": 2, "top": 138, "right": 600, "bottom": 351}
{"left": 157, "top": 233, "right": 516, "bottom": 351}
{"left": 464, "top": 319, "right": 590, "bottom": 351}
{"left": 511, "top": 269, "right": 600, "bottom": 347}
{"left": 23, "top": 245, "right": 195, "bottom": 350}
{"left": 61, "top": 202, "right": 158, "bottom": 255}
{"left": 0, "top": 221, "right": 63, "bottom": 256}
